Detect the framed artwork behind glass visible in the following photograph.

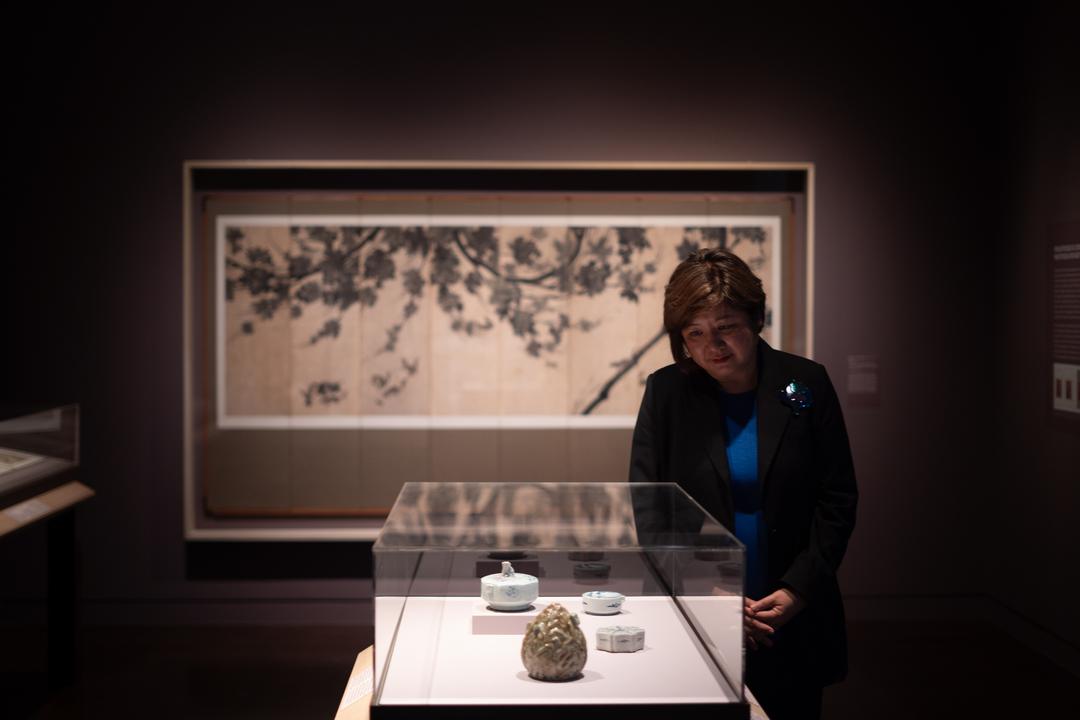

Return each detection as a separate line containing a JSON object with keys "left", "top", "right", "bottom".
{"left": 183, "top": 162, "right": 814, "bottom": 539}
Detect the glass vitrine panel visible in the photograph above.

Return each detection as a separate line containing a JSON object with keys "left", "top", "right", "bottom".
{"left": 372, "top": 481, "right": 746, "bottom": 719}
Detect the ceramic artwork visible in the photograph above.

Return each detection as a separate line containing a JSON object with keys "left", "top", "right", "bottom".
{"left": 581, "top": 590, "right": 625, "bottom": 615}
{"left": 521, "top": 603, "right": 587, "bottom": 681}
{"left": 480, "top": 561, "right": 539, "bottom": 611}
{"left": 596, "top": 625, "right": 645, "bottom": 653}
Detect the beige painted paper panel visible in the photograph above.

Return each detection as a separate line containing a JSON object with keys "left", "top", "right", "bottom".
{"left": 224, "top": 224, "right": 292, "bottom": 417}
{"left": 566, "top": 226, "right": 664, "bottom": 416}
{"left": 631, "top": 227, "right": 676, "bottom": 404}
{"left": 357, "top": 227, "right": 432, "bottom": 416}
{"left": 428, "top": 226, "right": 501, "bottom": 415}
{"left": 288, "top": 226, "right": 363, "bottom": 417}
{"left": 494, "top": 225, "right": 571, "bottom": 416}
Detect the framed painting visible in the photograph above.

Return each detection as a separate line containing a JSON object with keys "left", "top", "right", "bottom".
{"left": 183, "top": 162, "right": 814, "bottom": 539}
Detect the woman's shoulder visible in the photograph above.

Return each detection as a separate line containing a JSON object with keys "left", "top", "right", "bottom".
{"left": 764, "top": 345, "right": 827, "bottom": 378}
{"left": 642, "top": 363, "right": 713, "bottom": 405}
{"left": 645, "top": 362, "right": 694, "bottom": 389}
{"left": 648, "top": 362, "right": 684, "bottom": 380}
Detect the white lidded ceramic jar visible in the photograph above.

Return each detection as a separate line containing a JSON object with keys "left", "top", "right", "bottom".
{"left": 481, "top": 561, "right": 539, "bottom": 611}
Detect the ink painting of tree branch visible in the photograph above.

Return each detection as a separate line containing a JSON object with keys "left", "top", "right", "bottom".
{"left": 220, "top": 218, "right": 778, "bottom": 424}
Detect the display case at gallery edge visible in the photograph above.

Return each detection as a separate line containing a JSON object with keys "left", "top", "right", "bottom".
{"left": 0, "top": 404, "right": 80, "bottom": 507}
{"left": 371, "top": 482, "right": 748, "bottom": 719}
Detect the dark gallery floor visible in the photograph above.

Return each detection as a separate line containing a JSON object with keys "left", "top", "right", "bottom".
{"left": 6, "top": 619, "right": 1077, "bottom": 719}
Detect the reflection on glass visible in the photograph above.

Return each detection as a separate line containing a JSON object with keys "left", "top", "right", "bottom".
{"left": 376, "top": 482, "right": 734, "bottom": 551}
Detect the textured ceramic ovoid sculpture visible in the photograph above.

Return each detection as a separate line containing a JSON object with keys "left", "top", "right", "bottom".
{"left": 521, "top": 603, "right": 587, "bottom": 681}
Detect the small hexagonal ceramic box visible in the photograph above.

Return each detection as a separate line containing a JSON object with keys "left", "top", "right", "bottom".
{"left": 596, "top": 625, "right": 645, "bottom": 653}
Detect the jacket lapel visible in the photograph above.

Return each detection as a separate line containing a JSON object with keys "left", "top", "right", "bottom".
{"left": 687, "top": 369, "right": 733, "bottom": 523}
{"left": 755, "top": 339, "right": 790, "bottom": 498}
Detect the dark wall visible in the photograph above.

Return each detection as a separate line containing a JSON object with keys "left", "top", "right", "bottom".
{"left": 4, "top": 5, "right": 1075, "bottom": 641}
{"left": 994, "top": 5, "right": 1080, "bottom": 647}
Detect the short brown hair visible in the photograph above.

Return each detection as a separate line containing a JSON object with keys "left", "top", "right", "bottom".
{"left": 663, "top": 248, "right": 766, "bottom": 365}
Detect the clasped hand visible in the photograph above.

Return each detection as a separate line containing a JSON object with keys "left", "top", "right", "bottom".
{"left": 744, "top": 588, "right": 805, "bottom": 650}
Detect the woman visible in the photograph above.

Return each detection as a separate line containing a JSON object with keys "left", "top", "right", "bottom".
{"left": 629, "top": 248, "right": 857, "bottom": 720}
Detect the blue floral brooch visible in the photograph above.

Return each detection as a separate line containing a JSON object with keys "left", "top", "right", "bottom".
{"left": 779, "top": 380, "right": 814, "bottom": 416}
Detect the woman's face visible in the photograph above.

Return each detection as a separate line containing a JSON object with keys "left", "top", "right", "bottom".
{"left": 681, "top": 304, "right": 759, "bottom": 392}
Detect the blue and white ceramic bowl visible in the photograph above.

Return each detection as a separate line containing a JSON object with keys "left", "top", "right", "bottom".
{"left": 582, "top": 590, "right": 625, "bottom": 615}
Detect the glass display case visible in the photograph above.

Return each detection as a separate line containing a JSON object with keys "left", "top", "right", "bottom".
{"left": 0, "top": 404, "right": 80, "bottom": 506}
{"left": 372, "top": 482, "right": 747, "bottom": 719}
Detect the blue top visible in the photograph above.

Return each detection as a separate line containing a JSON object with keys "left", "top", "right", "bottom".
{"left": 721, "top": 389, "right": 767, "bottom": 599}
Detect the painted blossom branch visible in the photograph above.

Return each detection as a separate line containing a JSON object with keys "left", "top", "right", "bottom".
{"left": 580, "top": 327, "right": 666, "bottom": 415}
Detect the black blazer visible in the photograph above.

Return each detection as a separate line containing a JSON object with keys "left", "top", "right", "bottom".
{"left": 629, "top": 339, "right": 858, "bottom": 685}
